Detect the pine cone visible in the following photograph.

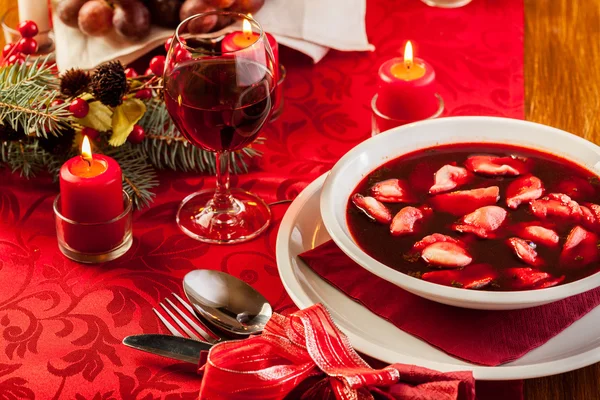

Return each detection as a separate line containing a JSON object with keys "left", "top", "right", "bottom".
{"left": 91, "top": 61, "right": 128, "bottom": 107}
{"left": 38, "top": 127, "right": 76, "bottom": 155}
{"left": 60, "top": 68, "right": 91, "bottom": 97}
{"left": 0, "top": 124, "right": 23, "bottom": 141}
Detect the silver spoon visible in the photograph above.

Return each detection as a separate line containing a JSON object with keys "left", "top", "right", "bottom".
{"left": 183, "top": 270, "right": 272, "bottom": 336}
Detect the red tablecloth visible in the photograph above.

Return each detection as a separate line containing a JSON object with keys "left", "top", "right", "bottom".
{"left": 0, "top": 0, "right": 523, "bottom": 398}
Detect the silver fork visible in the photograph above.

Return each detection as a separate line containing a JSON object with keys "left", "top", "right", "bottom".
{"left": 153, "top": 292, "right": 220, "bottom": 344}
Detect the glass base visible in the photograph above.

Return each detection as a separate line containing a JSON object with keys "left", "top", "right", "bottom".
{"left": 58, "top": 234, "right": 133, "bottom": 264}
{"left": 176, "top": 188, "right": 271, "bottom": 244}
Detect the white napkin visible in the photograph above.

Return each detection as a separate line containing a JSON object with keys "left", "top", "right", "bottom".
{"left": 53, "top": 0, "right": 373, "bottom": 71}
{"left": 256, "top": 0, "right": 373, "bottom": 52}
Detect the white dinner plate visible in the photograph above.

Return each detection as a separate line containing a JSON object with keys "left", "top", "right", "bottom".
{"left": 275, "top": 173, "right": 600, "bottom": 380}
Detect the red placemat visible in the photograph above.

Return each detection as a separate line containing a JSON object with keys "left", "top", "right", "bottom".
{"left": 0, "top": 0, "right": 524, "bottom": 398}
{"left": 300, "top": 240, "right": 600, "bottom": 366}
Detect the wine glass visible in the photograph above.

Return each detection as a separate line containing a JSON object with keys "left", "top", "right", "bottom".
{"left": 164, "top": 12, "right": 276, "bottom": 244}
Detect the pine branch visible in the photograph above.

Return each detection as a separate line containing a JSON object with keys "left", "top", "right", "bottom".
{"left": 0, "top": 56, "right": 71, "bottom": 138}
{"left": 143, "top": 134, "right": 262, "bottom": 174}
{"left": 0, "top": 139, "right": 47, "bottom": 177}
{"left": 45, "top": 150, "right": 71, "bottom": 181}
{"left": 102, "top": 143, "right": 158, "bottom": 208}
{"left": 138, "top": 97, "right": 177, "bottom": 139}
{"left": 0, "top": 56, "right": 56, "bottom": 90}
{"left": 139, "top": 97, "right": 263, "bottom": 174}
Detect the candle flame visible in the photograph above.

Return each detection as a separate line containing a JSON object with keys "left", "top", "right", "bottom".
{"left": 242, "top": 18, "right": 252, "bottom": 36}
{"left": 81, "top": 135, "right": 93, "bottom": 163}
{"left": 404, "top": 41, "right": 414, "bottom": 68}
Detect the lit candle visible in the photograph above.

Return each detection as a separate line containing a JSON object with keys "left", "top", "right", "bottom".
{"left": 221, "top": 16, "right": 280, "bottom": 113}
{"left": 222, "top": 17, "right": 279, "bottom": 68}
{"left": 376, "top": 41, "right": 438, "bottom": 121}
{"left": 58, "top": 136, "right": 124, "bottom": 253}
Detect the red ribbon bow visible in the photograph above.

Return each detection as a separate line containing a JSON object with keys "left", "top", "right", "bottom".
{"left": 198, "top": 304, "right": 475, "bottom": 400}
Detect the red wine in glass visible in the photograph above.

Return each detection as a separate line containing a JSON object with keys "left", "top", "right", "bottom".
{"left": 164, "top": 58, "right": 274, "bottom": 152}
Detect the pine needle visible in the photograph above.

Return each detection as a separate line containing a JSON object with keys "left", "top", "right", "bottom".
{"left": 139, "top": 97, "right": 263, "bottom": 174}
{"left": 103, "top": 143, "right": 158, "bottom": 208}
{"left": 0, "top": 140, "right": 47, "bottom": 177}
{"left": 0, "top": 56, "right": 71, "bottom": 137}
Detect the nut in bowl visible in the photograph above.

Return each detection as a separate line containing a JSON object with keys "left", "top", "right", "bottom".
{"left": 320, "top": 116, "right": 600, "bottom": 310}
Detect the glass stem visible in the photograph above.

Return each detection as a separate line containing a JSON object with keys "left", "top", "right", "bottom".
{"left": 213, "top": 151, "right": 233, "bottom": 210}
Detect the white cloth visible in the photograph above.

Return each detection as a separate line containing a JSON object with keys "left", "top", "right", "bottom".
{"left": 53, "top": 0, "right": 373, "bottom": 71}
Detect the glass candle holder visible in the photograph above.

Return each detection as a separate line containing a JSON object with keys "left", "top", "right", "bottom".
{"left": 54, "top": 190, "right": 133, "bottom": 263}
{"left": 1, "top": 7, "right": 55, "bottom": 58}
{"left": 270, "top": 64, "right": 287, "bottom": 122}
{"left": 419, "top": 0, "right": 473, "bottom": 8}
{"left": 371, "top": 93, "right": 444, "bottom": 136}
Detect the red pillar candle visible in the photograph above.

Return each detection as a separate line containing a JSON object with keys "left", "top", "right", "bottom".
{"left": 58, "top": 136, "right": 124, "bottom": 253}
{"left": 221, "top": 17, "right": 279, "bottom": 88}
{"left": 376, "top": 41, "right": 438, "bottom": 121}
{"left": 222, "top": 19, "right": 279, "bottom": 68}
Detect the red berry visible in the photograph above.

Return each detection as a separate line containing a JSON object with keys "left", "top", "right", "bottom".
{"left": 17, "top": 20, "right": 39, "bottom": 38}
{"left": 81, "top": 127, "right": 100, "bottom": 140}
{"left": 69, "top": 98, "right": 89, "bottom": 118}
{"left": 135, "top": 88, "right": 152, "bottom": 99}
{"left": 6, "top": 54, "right": 24, "bottom": 65}
{"left": 144, "top": 68, "right": 154, "bottom": 76}
{"left": 124, "top": 67, "right": 138, "bottom": 78}
{"left": 164, "top": 37, "right": 175, "bottom": 52}
{"left": 2, "top": 43, "right": 16, "bottom": 58}
{"left": 175, "top": 48, "right": 191, "bottom": 63}
{"left": 165, "top": 36, "right": 186, "bottom": 52}
{"left": 50, "top": 99, "right": 65, "bottom": 107}
{"left": 17, "top": 38, "right": 38, "bottom": 55}
{"left": 127, "top": 124, "right": 145, "bottom": 144}
{"left": 149, "top": 55, "right": 165, "bottom": 76}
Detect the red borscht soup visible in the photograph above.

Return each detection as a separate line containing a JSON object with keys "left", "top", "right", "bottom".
{"left": 347, "top": 143, "right": 600, "bottom": 291}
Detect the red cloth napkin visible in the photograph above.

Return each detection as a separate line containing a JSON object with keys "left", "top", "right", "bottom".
{"left": 300, "top": 241, "right": 600, "bottom": 366}
{"left": 363, "top": 355, "right": 524, "bottom": 400}
{"left": 199, "top": 303, "right": 476, "bottom": 400}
